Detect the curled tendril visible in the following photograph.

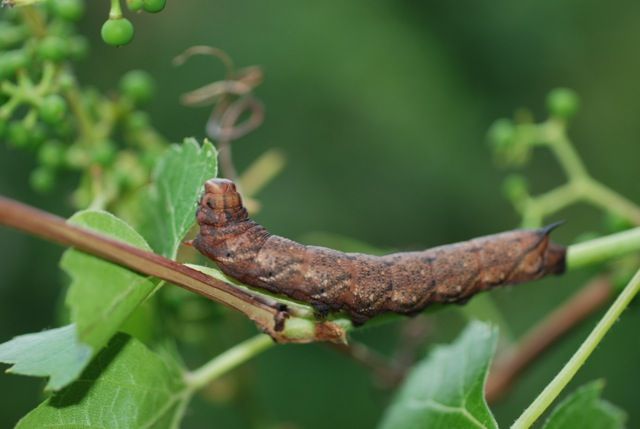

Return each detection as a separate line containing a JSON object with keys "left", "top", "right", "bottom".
{"left": 174, "top": 46, "right": 266, "bottom": 183}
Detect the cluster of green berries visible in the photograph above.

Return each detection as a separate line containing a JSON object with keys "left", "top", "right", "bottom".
{"left": 0, "top": 2, "right": 88, "bottom": 191}
{"left": 101, "top": 0, "right": 167, "bottom": 47}
{"left": 0, "top": 0, "right": 87, "bottom": 80}
{"left": 1, "top": 1, "right": 165, "bottom": 203}
{"left": 487, "top": 88, "right": 580, "bottom": 167}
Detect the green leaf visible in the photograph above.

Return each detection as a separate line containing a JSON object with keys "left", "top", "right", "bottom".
{"left": 16, "top": 333, "right": 189, "bottom": 429}
{"left": 63, "top": 210, "right": 156, "bottom": 351}
{"left": 379, "top": 321, "right": 499, "bottom": 429}
{"left": 142, "top": 138, "right": 218, "bottom": 258}
{"left": 542, "top": 380, "right": 626, "bottom": 429}
{"left": 0, "top": 211, "right": 158, "bottom": 390}
{"left": 0, "top": 325, "right": 91, "bottom": 391}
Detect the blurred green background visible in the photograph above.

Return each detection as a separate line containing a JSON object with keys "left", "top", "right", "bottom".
{"left": 2, "top": 0, "right": 640, "bottom": 427}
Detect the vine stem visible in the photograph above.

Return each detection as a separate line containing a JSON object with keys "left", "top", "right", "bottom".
{"left": 0, "top": 195, "right": 347, "bottom": 343}
{"left": 567, "top": 226, "right": 640, "bottom": 270}
{"left": 519, "top": 120, "right": 640, "bottom": 227}
{"left": 511, "top": 267, "right": 640, "bottom": 429}
{"left": 184, "top": 334, "right": 274, "bottom": 392}
{"left": 486, "top": 276, "right": 613, "bottom": 402}
{"left": 109, "top": 0, "right": 123, "bottom": 19}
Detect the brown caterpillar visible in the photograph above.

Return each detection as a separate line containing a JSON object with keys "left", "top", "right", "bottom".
{"left": 194, "top": 179, "right": 566, "bottom": 325}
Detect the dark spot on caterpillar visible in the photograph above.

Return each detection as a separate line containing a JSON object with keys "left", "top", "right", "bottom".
{"left": 313, "top": 302, "right": 331, "bottom": 319}
{"left": 274, "top": 310, "right": 288, "bottom": 332}
{"left": 194, "top": 179, "right": 567, "bottom": 325}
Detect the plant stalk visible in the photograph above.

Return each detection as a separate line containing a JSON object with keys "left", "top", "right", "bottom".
{"left": 185, "top": 334, "right": 274, "bottom": 391}
{"left": 511, "top": 267, "right": 640, "bottom": 428}
{"left": 0, "top": 195, "right": 345, "bottom": 343}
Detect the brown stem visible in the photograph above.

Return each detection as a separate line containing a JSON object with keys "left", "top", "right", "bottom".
{"left": 485, "top": 276, "right": 613, "bottom": 402}
{"left": 0, "top": 196, "right": 344, "bottom": 343}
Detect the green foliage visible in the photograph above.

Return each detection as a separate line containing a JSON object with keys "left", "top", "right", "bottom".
{"left": 542, "top": 381, "right": 625, "bottom": 429}
{"left": 63, "top": 211, "right": 156, "bottom": 352}
{"left": 15, "top": 333, "right": 188, "bottom": 429}
{"left": 141, "top": 138, "right": 218, "bottom": 258}
{"left": 379, "top": 322, "right": 499, "bottom": 429}
{"left": 0, "top": 325, "right": 91, "bottom": 391}
{"left": 0, "top": 210, "right": 159, "bottom": 391}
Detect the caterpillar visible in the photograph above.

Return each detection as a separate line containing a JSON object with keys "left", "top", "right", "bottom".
{"left": 194, "top": 179, "right": 566, "bottom": 325}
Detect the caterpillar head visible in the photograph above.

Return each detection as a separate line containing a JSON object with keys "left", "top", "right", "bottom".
{"left": 197, "top": 178, "right": 247, "bottom": 226}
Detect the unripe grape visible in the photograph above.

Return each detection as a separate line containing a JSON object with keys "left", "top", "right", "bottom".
{"left": 143, "top": 0, "right": 166, "bottom": 13}
{"left": 101, "top": 18, "right": 134, "bottom": 47}
{"left": 547, "top": 88, "right": 579, "bottom": 119}
{"left": 30, "top": 167, "right": 55, "bottom": 192}
{"left": 0, "top": 49, "right": 28, "bottom": 78}
{"left": 7, "top": 121, "right": 30, "bottom": 148}
{"left": 49, "top": 0, "right": 85, "bottom": 21}
{"left": 119, "top": 70, "right": 155, "bottom": 104}
{"left": 38, "top": 140, "right": 65, "bottom": 167}
{"left": 38, "top": 35, "right": 68, "bottom": 62}
{"left": 487, "top": 118, "right": 515, "bottom": 150}
{"left": 39, "top": 94, "right": 68, "bottom": 124}
{"left": 127, "top": 0, "right": 144, "bottom": 12}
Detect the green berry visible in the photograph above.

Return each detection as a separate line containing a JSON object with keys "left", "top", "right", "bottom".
{"left": 65, "top": 144, "right": 89, "bottom": 168}
{"left": 487, "top": 118, "right": 515, "bottom": 150}
{"left": 0, "top": 49, "right": 28, "bottom": 78}
{"left": 7, "top": 121, "right": 30, "bottom": 148}
{"left": 49, "top": 0, "right": 85, "bottom": 21}
{"left": 125, "top": 110, "right": 150, "bottom": 131}
{"left": 101, "top": 18, "right": 134, "bottom": 47}
{"left": 30, "top": 167, "right": 55, "bottom": 193}
{"left": 92, "top": 140, "right": 117, "bottom": 165}
{"left": 58, "top": 72, "right": 76, "bottom": 91}
{"left": 38, "top": 140, "right": 65, "bottom": 167}
{"left": 119, "top": 70, "right": 155, "bottom": 104}
{"left": 38, "top": 36, "right": 69, "bottom": 62}
{"left": 502, "top": 174, "right": 528, "bottom": 203}
{"left": 547, "top": 88, "right": 579, "bottom": 119}
{"left": 143, "top": 0, "right": 166, "bottom": 13}
{"left": 39, "top": 94, "right": 68, "bottom": 124}
{"left": 127, "top": 0, "right": 144, "bottom": 11}
{"left": 0, "top": 23, "right": 28, "bottom": 49}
